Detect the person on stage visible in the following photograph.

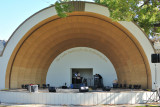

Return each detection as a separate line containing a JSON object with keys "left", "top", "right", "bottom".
{"left": 98, "top": 74, "right": 103, "bottom": 88}
{"left": 76, "top": 72, "right": 81, "bottom": 84}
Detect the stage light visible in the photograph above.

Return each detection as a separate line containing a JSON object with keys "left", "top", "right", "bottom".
{"left": 81, "top": 87, "right": 84, "bottom": 89}
{"left": 80, "top": 87, "right": 88, "bottom": 89}
{"left": 79, "top": 86, "right": 89, "bottom": 92}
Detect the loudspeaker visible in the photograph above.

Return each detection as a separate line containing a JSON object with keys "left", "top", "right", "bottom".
{"left": 151, "top": 54, "right": 160, "bottom": 63}
{"left": 25, "top": 84, "right": 29, "bottom": 89}
{"left": 119, "top": 84, "right": 122, "bottom": 88}
{"left": 62, "top": 86, "right": 67, "bottom": 89}
{"left": 133, "top": 85, "right": 138, "bottom": 89}
{"left": 37, "top": 84, "right": 40, "bottom": 88}
{"left": 79, "top": 86, "right": 89, "bottom": 92}
{"left": 103, "top": 86, "right": 111, "bottom": 91}
{"left": 123, "top": 84, "right": 127, "bottom": 88}
{"left": 113, "top": 84, "right": 118, "bottom": 88}
{"left": 21, "top": 84, "right": 25, "bottom": 89}
{"left": 48, "top": 87, "right": 56, "bottom": 92}
{"left": 129, "top": 84, "right": 132, "bottom": 89}
{"left": 138, "top": 85, "right": 141, "bottom": 89}
{"left": 42, "top": 84, "right": 46, "bottom": 89}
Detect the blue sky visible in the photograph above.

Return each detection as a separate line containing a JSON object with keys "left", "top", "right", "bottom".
{"left": 0, "top": 0, "right": 94, "bottom": 40}
{"left": 0, "top": 0, "right": 56, "bottom": 40}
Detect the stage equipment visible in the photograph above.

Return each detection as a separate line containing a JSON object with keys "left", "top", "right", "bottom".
{"left": 151, "top": 54, "right": 160, "bottom": 63}
{"left": 146, "top": 89, "right": 160, "bottom": 103}
{"left": 103, "top": 86, "right": 111, "bottom": 91}
{"left": 48, "top": 87, "right": 56, "bottom": 92}
{"left": 129, "top": 84, "right": 132, "bottom": 89}
{"left": 62, "top": 86, "right": 67, "bottom": 89}
{"left": 28, "top": 85, "right": 38, "bottom": 93}
{"left": 46, "top": 84, "right": 50, "bottom": 88}
{"left": 133, "top": 85, "right": 141, "bottom": 89}
{"left": 71, "top": 83, "right": 85, "bottom": 89}
{"left": 42, "top": 84, "right": 47, "bottom": 89}
{"left": 151, "top": 54, "right": 160, "bottom": 91}
{"left": 123, "top": 84, "right": 127, "bottom": 88}
{"left": 25, "top": 84, "right": 29, "bottom": 89}
{"left": 82, "top": 78, "right": 87, "bottom": 86}
{"left": 119, "top": 84, "right": 122, "bottom": 88}
{"left": 147, "top": 54, "right": 160, "bottom": 103}
{"left": 72, "top": 84, "right": 80, "bottom": 89}
{"left": 133, "top": 85, "right": 138, "bottom": 89}
{"left": 79, "top": 86, "right": 89, "bottom": 92}
{"left": 113, "top": 84, "right": 118, "bottom": 88}
{"left": 138, "top": 85, "right": 141, "bottom": 89}
{"left": 62, "top": 83, "right": 67, "bottom": 89}
{"left": 93, "top": 74, "right": 103, "bottom": 88}
{"left": 37, "top": 84, "right": 40, "bottom": 88}
{"left": 94, "top": 74, "right": 100, "bottom": 88}
{"left": 151, "top": 54, "right": 160, "bottom": 92}
{"left": 21, "top": 84, "right": 25, "bottom": 89}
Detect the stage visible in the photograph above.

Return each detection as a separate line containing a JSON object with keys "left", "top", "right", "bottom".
{"left": 0, "top": 88, "right": 158, "bottom": 105}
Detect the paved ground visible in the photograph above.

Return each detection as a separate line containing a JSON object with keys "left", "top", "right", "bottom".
{"left": 1, "top": 103, "right": 160, "bottom": 107}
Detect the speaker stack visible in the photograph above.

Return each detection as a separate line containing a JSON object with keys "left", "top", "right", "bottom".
{"left": 79, "top": 86, "right": 89, "bottom": 92}
{"left": 48, "top": 87, "right": 56, "bottom": 92}
{"left": 151, "top": 54, "right": 160, "bottom": 63}
{"left": 103, "top": 86, "right": 111, "bottom": 91}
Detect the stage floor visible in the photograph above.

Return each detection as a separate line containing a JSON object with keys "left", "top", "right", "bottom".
{"left": 0, "top": 88, "right": 158, "bottom": 105}
{"left": 2, "top": 88, "right": 146, "bottom": 93}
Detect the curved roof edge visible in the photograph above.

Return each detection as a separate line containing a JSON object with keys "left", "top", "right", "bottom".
{"left": 0, "top": 1, "right": 155, "bottom": 56}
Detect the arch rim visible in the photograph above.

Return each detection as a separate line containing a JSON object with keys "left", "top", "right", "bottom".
{"left": 5, "top": 12, "right": 152, "bottom": 89}
{"left": 0, "top": 1, "right": 155, "bottom": 57}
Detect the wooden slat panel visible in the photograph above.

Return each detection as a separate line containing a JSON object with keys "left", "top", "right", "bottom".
{"left": 5, "top": 12, "right": 151, "bottom": 89}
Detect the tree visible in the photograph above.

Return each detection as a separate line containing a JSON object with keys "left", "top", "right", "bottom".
{"left": 55, "top": 1, "right": 73, "bottom": 17}
{"left": 55, "top": 0, "right": 160, "bottom": 36}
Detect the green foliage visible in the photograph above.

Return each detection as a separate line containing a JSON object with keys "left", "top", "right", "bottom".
{"left": 95, "top": 0, "right": 139, "bottom": 21}
{"left": 55, "top": 0, "right": 160, "bottom": 36}
{"left": 95, "top": 0, "right": 160, "bottom": 36}
{"left": 135, "top": 1, "right": 160, "bottom": 35}
{"left": 55, "top": 0, "right": 73, "bottom": 17}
